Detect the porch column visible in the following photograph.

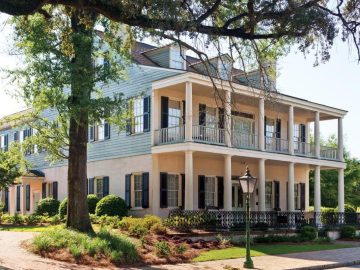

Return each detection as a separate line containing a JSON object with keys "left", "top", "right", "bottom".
{"left": 224, "top": 154, "right": 232, "bottom": 210}
{"left": 258, "top": 158, "right": 266, "bottom": 211}
{"left": 225, "top": 90, "right": 232, "bottom": 147}
{"left": 152, "top": 89, "right": 160, "bottom": 145}
{"left": 315, "top": 111, "right": 320, "bottom": 158}
{"left": 314, "top": 165, "right": 321, "bottom": 213}
{"left": 258, "top": 98, "right": 265, "bottom": 151}
{"left": 288, "top": 105, "right": 294, "bottom": 155}
{"left": 338, "top": 168, "right": 345, "bottom": 212}
{"left": 185, "top": 82, "right": 193, "bottom": 142}
{"left": 288, "top": 162, "right": 295, "bottom": 211}
{"left": 338, "top": 117, "right": 344, "bottom": 162}
{"left": 152, "top": 154, "right": 160, "bottom": 215}
{"left": 21, "top": 183, "right": 26, "bottom": 215}
{"left": 185, "top": 150, "right": 194, "bottom": 210}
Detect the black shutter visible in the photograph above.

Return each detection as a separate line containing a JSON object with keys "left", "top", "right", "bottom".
{"left": 86, "top": 178, "right": 89, "bottom": 195}
{"left": 161, "top": 96, "right": 169, "bottom": 128}
{"left": 125, "top": 174, "right": 131, "bottom": 208}
{"left": 276, "top": 119, "right": 281, "bottom": 138}
{"left": 160, "top": 172, "right": 168, "bottom": 208}
{"left": 264, "top": 116, "right": 267, "bottom": 136}
{"left": 199, "top": 104, "right": 206, "bottom": 126}
{"left": 275, "top": 181, "right": 280, "bottom": 209}
{"left": 143, "top": 96, "right": 151, "bottom": 132}
{"left": 217, "top": 176, "right": 224, "bottom": 209}
{"left": 26, "top": 185, "right": 30, "bottom": 211}
{"left": 89, "top": 125, "right": 94, "bottom": 142}
{"left": 300, "top": 183, "right": 306, "bottom": 210}
{"left": 4, "top": 134, "right": 8, "bottom": 151}
{"left": 181, "top": 174, "right": 185, "bottom": 208}
{"left": 198, "top": 175, "right": 205, "bottom": 209}
{"left": 103, "top": 176, "right": 109, "bottom": 196}
{"left": 286, "top": 181, "right": 289, "bottom": 210}
{"left": 300, "top": 124, "right": 306, "bottom": 142}
{"left": 218, "top": 108, "right": 225, "bottom": 129}
{"left": 182, "top": 101, "right": 186, "bottom": 125}
{"left": 4, "top": 189, "right": 8, "bottom": 212}
{"left": 142, "top": 172, "right": 149, "bottom": 208}
{"left": 52, "top": 181, "right": 58, "bottom": 200}
{"left": 104, "top": 121, "right": 110, "bottom": 139}
{"left": 16, "top": 186, "right": 20, "bottom": 212}
{"left": 126, "top": 119, "right": 132, "bottom": 135}
{"left": 42, "top": 183, "right": 47, "bottom": 199}
{"left": 88, "top": 178, "right": 95, "bottom": 194}
{"left": 13, "top": 131, "right": 18, "bottom": 142}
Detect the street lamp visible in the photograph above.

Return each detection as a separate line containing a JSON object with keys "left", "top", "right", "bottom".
{"left": 238, "top": 166, "right": 257, "bottom": 269}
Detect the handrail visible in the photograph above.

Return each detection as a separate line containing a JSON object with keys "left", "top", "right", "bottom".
{"left": 154, "top": 125, "right": 185, "bottom": 145}
{"left": 264, "top": 136, "right": 289, "bottom": 154}
{"left": 192, "top": 125, "right": 225, "bottom": 145}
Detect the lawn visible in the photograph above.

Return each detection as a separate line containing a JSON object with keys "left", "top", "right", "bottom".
{"left": 0, "top": 224, "right": 101, "bottom": 232}
{"left": 193, "top": 243, "right": 352, "bottom": 262}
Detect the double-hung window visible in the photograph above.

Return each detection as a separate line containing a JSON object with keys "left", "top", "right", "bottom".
{"left": 134, "top": 174, "right": 143, "bottom": 208}
{"left": 205, "top": 176, "right": 216, "bottom": 207}
{"left": 293, "top": 123, "right": 300, "bottom": 151}
{"left": 0, "top": 134, "right": 8, "bottom": 152}
{"left": 265, "top": 118, "right": 275, "bottom": 148}
{"left": 133, "top": 97, "right": 144, "bottom": 134}
{"left": 294, "top": 183, "right": 300, "bottom": 209}
{"left": 168, "top": 100, "right": 182, "bottom": 127}
{"left": 167, "top": 174, "right": 180, "bottom": 207}
{"left": 170, "top": 47, "right": 185, "bottom": 70}
{"left": 89, "top": 119, "right": 110, "bottom": 142}
{"left": 96, "top": 178, "right": 104, "bottom": 199}
{"left": 265, "top": 182, "right": 273, "bottom": 209}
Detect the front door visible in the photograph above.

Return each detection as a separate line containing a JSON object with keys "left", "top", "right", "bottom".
{"left": 232, "top": 182, "right": 245, "bottom": 210}
{"left": 33, "top": 191, "right": 40, "bottom": 212}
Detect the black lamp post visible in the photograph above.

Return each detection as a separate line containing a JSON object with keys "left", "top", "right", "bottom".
{"left": 238, "top": 166, "right": 257, "bottom": 269}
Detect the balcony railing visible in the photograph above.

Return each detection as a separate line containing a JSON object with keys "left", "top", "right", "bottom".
{"left": 232, "top": 132, "right": 258, "bottom": 150}
{"left": 294, "top": 142, "right": 316, "bottom": 158}
{"left": 264, "top": 136, "right": 289, "bottom": 154}
{"left": 321, "top": 146, "right": 338, "bottom": 160}
{"left": 192, "top": 125, "right": 225, "bottom": 145}
{"left": 154, "top": 125, "right": 185, "bottom": 145}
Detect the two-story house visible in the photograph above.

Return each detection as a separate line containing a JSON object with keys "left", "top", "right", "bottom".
{"left": 0, "top": 41, "right": 346, "bottom": 220}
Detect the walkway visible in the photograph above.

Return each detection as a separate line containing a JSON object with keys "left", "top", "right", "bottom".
{"left": 0, "top": 231, "right": 359, "bottom": 270}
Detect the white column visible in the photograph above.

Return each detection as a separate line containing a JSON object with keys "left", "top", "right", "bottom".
{"left": 152, "top": 154, "right": 160, "bottom": 215}
{"left": 185, "top": 82, "right": 193, "bottom": 142}
{"left": 288, "top": 105, "right": 294, "bottom": 155}
{"left": 338, "top": 168, "right": 345, "bottom": 212}
{"left": 224, "top": 154, "right": 232, "bottom": 210}
{"left": 338, "top": 117, "right": 344, "bottom": 162}
{"left": 185, "top": 151, "right": 194, "bottom": 210}
{"left": 152, "top": 90, "right": 160, "bottom": 145}
{"left": 258, "top": 98, "right": 265, "bottom": 151}
{"left": 288, "top": 162, "right": 295, "bottom": 211}
{"left": 258, "top": 158, "right": 266, "bottom": 211}
{"left": 225, "top": 90, "right": 232, "bottom": 147}
{"left": 314, "top": 165, "right": 321, "bottom": 213}
{"left": 315, "top": 111, "right": 320, "bottom": 158}
{"left": 21, "top": 183, "right": 26, "bottom": 215}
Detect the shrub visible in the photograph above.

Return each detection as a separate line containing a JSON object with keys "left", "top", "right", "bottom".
{"left": 154, "top": 241, "right": 171, "bottom": 257}
{"left": 150, "top": 223, "right": 167, "bottom": 235}
{"left": 254, "top": 235, "right": 300, "bottom": 243}
{"left": 59, "top": 198, "right": 67, "bottom": 219}
{"left": 313, "top": 236, "right": 331, "bottom": 243}
{"left": 87, "top": 194, "right": 99, "bottom": 214}
{"left": 36, "top": 197, "right": 60, "bottom": 216}
{"left": 97, "top": 215, "right": 121, "bottom": 228}
{"left": 129, "top": 224, "right": 149, "bottom": 238}
{"left": 299, "top": 226, "right": 317, "bottom": 241}
{"left": 142, "top": 215, "right": 162, "bottom": 229}
{"left": 95, "top": 195, "right": 128, "bottom": 217}
{"left": 69, "top": 244, "right": 82, "bottom": 259}
{"left": 8, "top": 214, "right": 25, "bottom": 225}
{"left": 25, "top": 214, "right": 42, "bottom": 225}
{"left": 175, "top": 243, "right": 187, "bottom": 254}
{"left": 341, "top": 225, "right": 356, "bottom": 239}
{"left": 336, "top": 204, "right": 357, "bottom": 213}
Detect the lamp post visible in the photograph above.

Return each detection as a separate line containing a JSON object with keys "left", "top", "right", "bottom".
{"left": 238, "top": 166, "right": 257, "bottom": 269}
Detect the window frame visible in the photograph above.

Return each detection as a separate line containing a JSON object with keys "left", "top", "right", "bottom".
{"left": 133, "top": 173, "right": 143, "bottom": 208}
{"left": 204, "top": 176, "right": 217, "bottom": 208}
{"left": 95, "top": 177, "right": 104, "bottom": 199}
{"left": 166, "top": 173, "right": 181, "bottom": 208}
{"left": 265, "top": 181, "right": 273, "bottom": 210}
{"left": 131, "top": 97, "right": 145, "bottom": 134}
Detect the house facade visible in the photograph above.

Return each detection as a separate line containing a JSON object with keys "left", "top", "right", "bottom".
{"left": 0, "top": 42, "right": 347, "bottom": 218}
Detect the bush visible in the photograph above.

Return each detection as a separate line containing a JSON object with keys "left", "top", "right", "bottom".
{"left": 154, "top": 241, "right": 171, "bottom": 257}
{"left": 97, "top": 215, "right": 121, "bottom": 228}
{"left": 25, "top": 214, "right": 42, "bottom": 225}
{"left": 95, "top": 195, "right": 127, "bottom": 217}
{"left": 59, "top": 198, "right": 67, "bottom": 219}
{"left": 337, "top": 204, "right": 357, "bottom": 213}
{"left": 8, "top": 214, "right": 25, "bottom": 225}
{"left": 150, "top": 223, "right": 167, "bottom": 235}
{"left": 299, "top": 226, "right": 317, "bottom": 241}
{"left": 36, "top": 197, "right": 60, "bottom": 216}
{"left": 87, "top": 194, "right": 99, "bottom": 214}
{"left": 175, "top": 243, "right": 187, "bottom": 254}
{"left": 341, "top": 225, "right": 356, "bottom": 239}
{"left": 129, "top": 224, "right": 149, "bottom": 238}
{"left": 31, "top": 228, "right": 138, "bottom": 264}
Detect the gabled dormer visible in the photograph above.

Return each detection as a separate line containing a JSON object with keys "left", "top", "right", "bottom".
{"left": 190, "top": 54, "right": 234, "bottom": 80}
{"left": 142, "top": 44, "right": 187, "bottom": 70}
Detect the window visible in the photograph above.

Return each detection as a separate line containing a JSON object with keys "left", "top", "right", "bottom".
{"left": 89, "top": 119, "right": 110, "bottom": 142}
{"left": 265, "top": 182, "right": 273, "bottom": 209}
{"left": 218, "top": 60, "right": 231, "bottom": 80}
{"left": 134, "top": 174, "right": 142, "bottom": 207}
{"left": 265, "top": 118, "right": 275, "bottom": 148}
{"left": 47, "top": 183, "right": 54, "bottom": 198}
{"left": 168, "top": 100, "right": 182, "bottom": 127}
{"left": 206, "top": 107, "right": 217, "bottom": 128}
{"left": 294, "top": 183, "right": 300, "bottom": 209}
{"left": 0, "top": 134, "right": 8, "bottom": 152}
{"left": 293, "top": 123, "right": 300, "bottom": 151}
{"left": 96, "top": 178, "right": 104, "bottom": 199}
{"left": 170, "top": 47, "right": 185, "bottom": 69}
{"left": 167, "top": 174, "right": 180, "bottom": 207}
{"left": 205, "top": 177, "right": 216, "bottom": 207}
{"left": 133, "top": 97, "right": 144, "bottom": 134}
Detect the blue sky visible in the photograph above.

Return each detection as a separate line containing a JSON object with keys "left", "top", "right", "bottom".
{"left": 0, "top": 15, "right": 359, "bottom": 158}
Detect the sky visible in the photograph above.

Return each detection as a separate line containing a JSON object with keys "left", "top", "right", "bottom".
{"left": 0, "top": 15, "right": 359, "bottom": 158}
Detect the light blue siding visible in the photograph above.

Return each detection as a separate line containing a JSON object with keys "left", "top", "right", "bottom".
{"left": 146, "top": 48, "right": 170, "bottom": 68}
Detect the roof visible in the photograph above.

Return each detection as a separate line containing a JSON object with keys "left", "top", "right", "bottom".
{"left": 23, "top": 170, "right": 45, "bottom": 178}
{"left": 0, "top": 108, "right": 32, "bottom": 131}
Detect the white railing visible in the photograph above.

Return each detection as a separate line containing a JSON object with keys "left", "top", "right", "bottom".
{"left": 294, "top": 142, "right": 316, "bottom": 157}
{"left": 232, "top": 132, "right": 258, "bottom": 150}
{"left": 265, "top": 136, "right": 289, "bottom": 154}
{"left": 192, "top": 125, "right": 225, "bottom": 145}
{"left": 154, "top": 125, "right": 185, "bottom": 145}
{"left": 320, "top": 146, "right": 339, "bottom": 160}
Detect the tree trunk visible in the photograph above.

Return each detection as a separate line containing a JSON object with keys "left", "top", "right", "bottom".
{"left": 66, "top": 10, "right": 96, "bottom": 233}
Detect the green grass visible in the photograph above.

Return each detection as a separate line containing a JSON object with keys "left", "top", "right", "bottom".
{"left": 193, "top": 243, "right": 352, "bottom": 262}
{"left": 0, "top": 225, "right": 61, "bottom": 232}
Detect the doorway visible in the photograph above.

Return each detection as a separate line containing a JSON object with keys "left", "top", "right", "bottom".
{"left": 232, "top": 182, "right": 245, "bottom": 211}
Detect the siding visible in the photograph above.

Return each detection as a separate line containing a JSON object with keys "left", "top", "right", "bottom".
{"left": 146, "top": 48, "right": 170, "bottom": 68}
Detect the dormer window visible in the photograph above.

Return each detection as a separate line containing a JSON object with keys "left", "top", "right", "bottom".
{"left": 218, "top": 59, "right": 232, "bottom": 80}
{"left": 169, "top": 46, "right": 186, "bottom": 70}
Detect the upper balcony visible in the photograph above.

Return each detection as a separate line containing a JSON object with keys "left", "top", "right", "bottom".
{"left": 151, "top": 73, "right": 347, "bottom": 163}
